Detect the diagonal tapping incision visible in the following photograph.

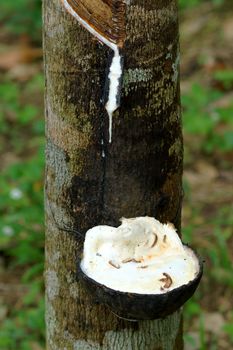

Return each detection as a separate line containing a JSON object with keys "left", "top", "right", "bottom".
{"left": 64, "top": 0, "right": 125, "bottom": 47}
{"left": 62, "top": 0, "right": 126, "bottom": 143}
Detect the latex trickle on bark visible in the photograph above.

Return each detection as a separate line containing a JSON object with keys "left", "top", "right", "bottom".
{"left": 62, "top": 0, "right": 125, "bottom": 142}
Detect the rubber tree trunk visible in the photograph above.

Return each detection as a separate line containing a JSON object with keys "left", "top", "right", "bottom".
{"left": 43, "top": 0, "right": 183, "bottom": 349}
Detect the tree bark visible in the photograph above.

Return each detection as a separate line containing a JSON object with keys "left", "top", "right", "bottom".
{"left": 44, "top": 0, "right": 183, "bottom": 349}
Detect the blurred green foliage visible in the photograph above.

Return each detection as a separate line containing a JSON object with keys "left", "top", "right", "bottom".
{"left": 0, "top": 75, "right": 45, "bottom": 349}
{"left": 183, "top": 205, "right": 233, "bottom": 349}
{"left": 0, "top": 0, "right": 41, "bottom": 42}
{"left": 179, "top": 0, "right": 225, "bottom": 10}
{"left": 224, "top": 315, "right": 233, "bottom": 343}
{"left": 182, "top": 83, "right": 233, "bottom": 154}
{"left": 0, "top": 299, "right": 44, "bottom": 349}
{"left": 214, "top": 69, "right": 233, "bottom": 90}
{"left": 179, "top": 3, "right": 233, "bottom": 349}
{"left": 0, "top": 77, "right": 44, "bottom": 154}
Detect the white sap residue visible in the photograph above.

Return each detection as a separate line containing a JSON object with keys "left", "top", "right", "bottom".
{"left": 105, "top": 48, "right": 122, "bottom": 143}
{"left": 63, "top": 0, "right": 123, "bottom": 143}
{"left": 81, "top": 217, "right": 200, "bottom": 294}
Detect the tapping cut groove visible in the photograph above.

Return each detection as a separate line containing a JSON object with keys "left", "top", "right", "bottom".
{"left": 63, "top": 0, "right": 126, "bottom": 47}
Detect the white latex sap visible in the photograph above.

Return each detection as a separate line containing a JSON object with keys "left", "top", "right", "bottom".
{"left": 81, "top": 217, "right": 200, "bottom": 294}
{"left": 63, "top": 0, "right": 122, "bottom": 143}
{"left": 105, "top": 48, "right": 122, "bottom": 143}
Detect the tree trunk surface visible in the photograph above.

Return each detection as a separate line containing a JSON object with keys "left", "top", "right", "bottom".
{"left": 44, "top": 0, "right": 183, "bottom": 349}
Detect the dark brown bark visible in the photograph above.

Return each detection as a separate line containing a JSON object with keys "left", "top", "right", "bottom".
{"left": 44, "top": 0, "right": 183, "bottom": 348}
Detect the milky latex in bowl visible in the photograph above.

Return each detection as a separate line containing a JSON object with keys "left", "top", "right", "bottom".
{"left": 80, "top": 217, "right": 200, "bottom": 294}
